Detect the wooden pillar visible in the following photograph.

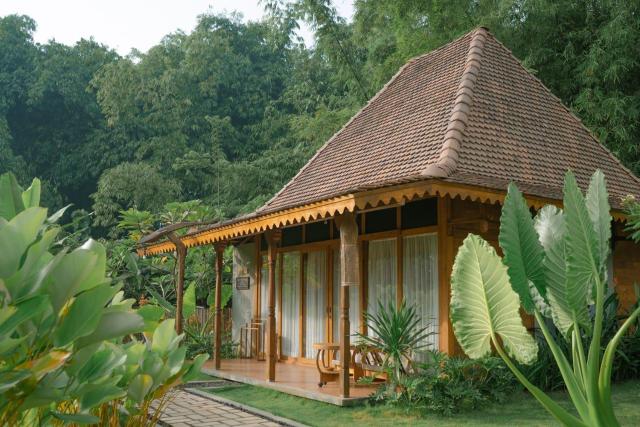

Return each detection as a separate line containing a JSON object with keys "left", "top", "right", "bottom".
{"left": 437, "top": 196, "right": 456, "bottom": 354}
{"left": 168, "top": 232, "right": 187, "bottom": 334}
{"left": 265, "top": 230, "right": 281, "bottom": 382}
{"left": 213, "top": 242, "right": 226, "bottom": 369}
{"left": 335, "top": 211, "right": 360, "bottom": 398}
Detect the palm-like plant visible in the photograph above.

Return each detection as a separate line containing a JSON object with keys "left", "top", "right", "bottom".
{"left": 450, "top": 170, "right": 640, "bottom": 426}
{"left": 357, "top": 300, "right": 434, "bottom": 382}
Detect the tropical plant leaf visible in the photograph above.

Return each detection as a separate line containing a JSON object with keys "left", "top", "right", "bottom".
{"left": 585, "top": 170, "right": 611, "bottom": 274}
{"left": 451, "top": 234, "right": 537, "bottom": 364}
{"left": 128, "top": 374, "right": 153, "bottom": 403}
{"left": 0, "top": 172, "right": 25, "bottom": 220}
{"left": 535, "top": 206, "right": 590, "bottom": 335}
{"left": 21, "top": 178, "right": 41, "bottom": 209}
{"left": 75, "top": 311, "right": 144, "bottom": 347}
{"left": 0, "top": 295, "right": 48, "bottom": 337}
{"left": 182, "top": 282, "right": 196, "bottom": 320}
{"left": 54, "top": 284, "right": 121, "bottom": 346}
{"left": 563, "top": 171, "right": 600, "bottom": 309}
{"left": 152, "top": 318, "right": 177, "bottom": 354}
{"left": 499, "top": 182, "right": 547, "bottom": 313}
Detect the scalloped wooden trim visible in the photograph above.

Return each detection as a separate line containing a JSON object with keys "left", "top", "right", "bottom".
{"left": 137, "top": 179, "right": 627, "bottom": 256}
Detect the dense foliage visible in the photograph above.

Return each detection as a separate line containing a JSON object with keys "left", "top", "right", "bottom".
{"left": 371, "top": 352, "right": 518, "bottom": 416}
{"left": 0, "top": 1, "right": 639, "bottom": 233}
{"left": 0, "top": 172, "right": 207, "bottom": 426}
{"left": 450, "top": 170, "right": 640, "bottom": 426}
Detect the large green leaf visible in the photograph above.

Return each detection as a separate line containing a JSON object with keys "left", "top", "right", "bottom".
{"left": 79, "top": 383, "right": 125, "bottom": 411}
{"left": 5, "top": 227, "right": 58, "bottom": 300}
{"left": 128, "top": 374, "right": 153, "bottom": 403}
{"left": 563, "top": 171, "right": 600, "bottom": 309}
{"left": 0, "top": 172, "right": 25, "bottom": 220}
{"left": 535, "top": 206, "right": 589, "bottom": 336}
{"left": 21, "top": 178, "right": 41, "bottom": 209}
{"left": 183, "top": 282, "right": 196, "bottom": 320}
{"left": 0, "top": 295, "right": 48, "bottom": 337}
{"left": 46, "top": 249, "right": 99, "bottom": 313}
{"left": 499, "top": 182, "right": 547, "bottom": 313}
{"left": 585, "top": 170, "right": 611, "bottom": 274}
{"left": 183, "top": 353, "right": 210, "bottom": 382}
{"left": 54, "top": 284, "right": 121, "bottom": 347}
{"left": 75, "top": 311, "right": 144, "bottom": 347}
{"left": 0, "top": 207, "right": 47, "bottom": 279}
{"left": 137, "top": 304, "right": 165, "bottom": 332}
{"left": 451, "top": 234, "right": 538, "bottom": 364}
{"left": 152, "top": 318, "right": 177, "bottom": 354}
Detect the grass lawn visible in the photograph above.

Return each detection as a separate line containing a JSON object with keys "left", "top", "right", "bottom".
{"left": 203, "top": 380, "right": 640, "bottom": 426}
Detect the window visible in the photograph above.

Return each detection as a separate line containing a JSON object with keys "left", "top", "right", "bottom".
{"left": 402, "top": 198, "right": 437, "bottom": 229}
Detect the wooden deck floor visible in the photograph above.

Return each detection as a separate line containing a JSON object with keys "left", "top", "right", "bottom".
{"left": 202, "top": 359, "right": 377, "bottom": 406}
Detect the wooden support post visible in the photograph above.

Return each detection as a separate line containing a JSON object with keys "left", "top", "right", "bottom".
{"left": 265, "top": 230, "right": 281, "bottom": 382}
{"left": 335, "top": 211, "right": 360, "bottom": 398}
{"left": 213, "top": 242, "right": 226, "bottom": 369}
{"left": 167, "top": 232, "right": 187, "bottom": 334}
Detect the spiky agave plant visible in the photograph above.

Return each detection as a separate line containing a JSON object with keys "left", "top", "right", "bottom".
{"left": 357, "top": 300, "right": 434, "bottom": 382}
{"left": 450, "top": 170, "right": 640, "bottom": 426}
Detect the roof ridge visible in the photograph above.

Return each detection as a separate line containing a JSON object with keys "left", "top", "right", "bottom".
{"left": 486, "top": 31, "right": 640, "bottom": 190}
{"left": 422, "top": 27, "right": 488, "bottom": 178}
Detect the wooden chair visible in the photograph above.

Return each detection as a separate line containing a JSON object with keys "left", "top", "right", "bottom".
{"left": 313, "top": 343, "right": 365, "bottom": 387}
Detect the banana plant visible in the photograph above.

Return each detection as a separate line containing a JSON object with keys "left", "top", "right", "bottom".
{"left": 450, "top": 170, "right": 640, "bottom": 427}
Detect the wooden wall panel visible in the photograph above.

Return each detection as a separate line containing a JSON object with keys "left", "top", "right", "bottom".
{"left": 613, "top": 239, "right": 640, "bottom": 311}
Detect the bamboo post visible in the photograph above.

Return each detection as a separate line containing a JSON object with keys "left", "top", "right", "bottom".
{"left": 213, "top": 242, "right": 226, "bottom": 369}
{"left": 265, "top": 230, "right": 281, "bottom": 382}
{"left": 335, "top": 212, "right": 360, "bottom": 398}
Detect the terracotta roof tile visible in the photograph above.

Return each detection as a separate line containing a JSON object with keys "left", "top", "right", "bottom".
{"left": 258, "top": 27, "right": 640, "bottom": 212}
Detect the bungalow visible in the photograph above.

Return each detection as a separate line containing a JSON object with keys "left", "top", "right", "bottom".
{"left": 138, "top": 27, "right": 640, "bottom": 405}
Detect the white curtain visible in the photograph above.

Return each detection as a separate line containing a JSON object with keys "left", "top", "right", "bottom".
{"left": 333, "top": 249, "right": 360, "bottom": 342}
{"left": 367, "top": 238, "right": 397, "bottom": 328}
{"left": 281, "top": 252, "right": 300, "bottom": 357}
{"left": 305, "top": 251, "right": 327, "bottom": 358}
{"left": 403, "top": 233, "right": 439, "bottom": 358}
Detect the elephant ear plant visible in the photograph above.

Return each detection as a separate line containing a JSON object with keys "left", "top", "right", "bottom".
{"left": 0, "top": 172, "right": 207, "bottom": 426}
{"left": 450, "top": 170, "right": 640, "bottom": 427}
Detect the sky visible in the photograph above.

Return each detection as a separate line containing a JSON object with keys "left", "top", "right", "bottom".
{"left": 0, "top": 0, "right": 354, "bottom": 55}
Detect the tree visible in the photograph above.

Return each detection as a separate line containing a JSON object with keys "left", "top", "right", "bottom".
{"left": 92, "top": 162, "right": 181, "bottom": 229}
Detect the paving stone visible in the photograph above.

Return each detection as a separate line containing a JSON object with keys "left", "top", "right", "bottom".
{"left": 157, "top": 390, "right": 289, "bottom": 427}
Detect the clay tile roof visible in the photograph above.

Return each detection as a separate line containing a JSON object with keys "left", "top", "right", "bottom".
{"left": 258, "top": 27, "right": 640, "bottom": 212}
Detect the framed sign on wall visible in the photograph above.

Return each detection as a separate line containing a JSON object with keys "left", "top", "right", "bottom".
{"left": 236, "top": 276, "right": 250, "bottom": 290}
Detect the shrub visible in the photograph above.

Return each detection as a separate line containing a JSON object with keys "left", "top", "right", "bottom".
{"left": 371, "top": 352, "right": 518, "bottom": 415}
{"left": 0, "top": 172, "right": 207, "bottom": 425}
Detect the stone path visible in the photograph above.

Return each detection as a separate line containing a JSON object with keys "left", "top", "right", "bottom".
{"left": 157, "top": 389, "right": 285, "bottom": 427}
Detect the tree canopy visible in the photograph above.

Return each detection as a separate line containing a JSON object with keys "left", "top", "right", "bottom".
{"left": 0, "top": 1, "right": 638, "bottom": 233}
